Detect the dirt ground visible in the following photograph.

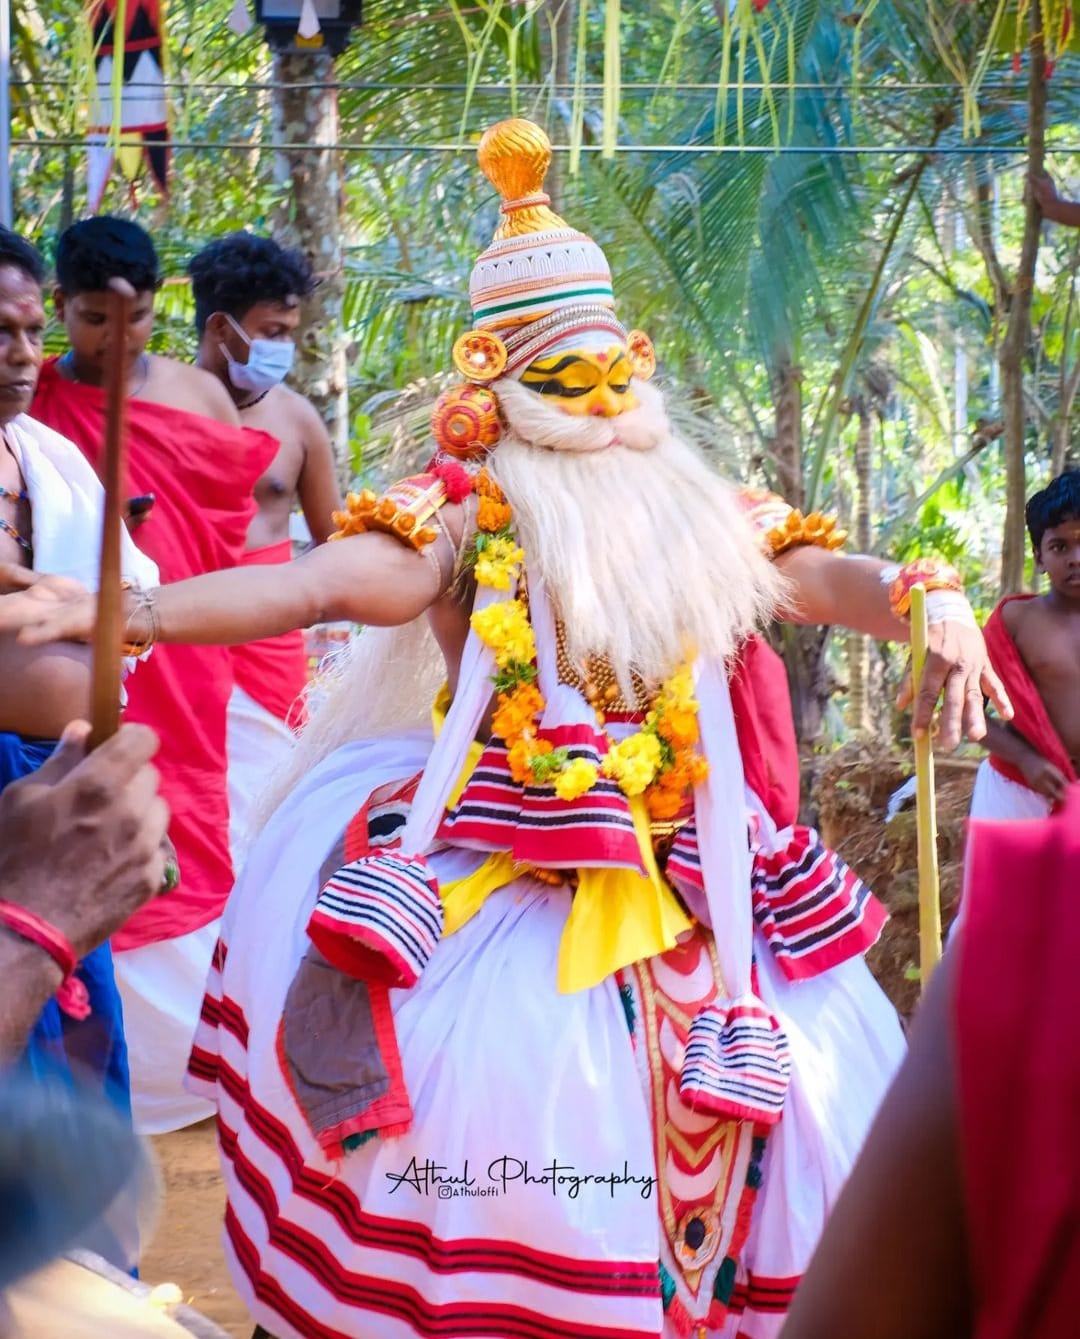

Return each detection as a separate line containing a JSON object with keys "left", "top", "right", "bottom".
{"left": 140, "top": 1122, "right": 251, "bottom": 1339}
{"left": 140, "top": 745, "right": 974, "bottom": 1326}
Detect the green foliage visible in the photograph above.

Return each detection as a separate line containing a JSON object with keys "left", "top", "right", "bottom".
{"left": 11, "top": 0, "right": 1080, "bottom": 736}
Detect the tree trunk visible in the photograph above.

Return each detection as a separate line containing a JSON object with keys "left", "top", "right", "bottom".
{"left": 769, "top": 360, "right": 832, "bottom": 746}
{"left": 999, "top": 1, "right": 1047, "bottom": 594}
{"left": 772, "top": 360, "right": 803, "bottom": 508}
{"left": 779, "top": 622, "right": 833, "bottom": 747}
{"left": 846, "top": 402, "right": 873, "bottom": 735}
{"left": 541, "top": 0, "right": 575, "bottom": 212}
{"left": 270, "top": 51, "right": 350, "bottom": 480}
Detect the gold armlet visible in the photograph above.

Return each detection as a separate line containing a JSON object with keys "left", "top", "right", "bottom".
{"left": 764, "top": 509, "right": 848, "bottom": 560}
{"left": 738, "top": 487, "right": 847, "bottom": 560}
{"left": 330, "top": 475, "right": 446, "bottom": 551}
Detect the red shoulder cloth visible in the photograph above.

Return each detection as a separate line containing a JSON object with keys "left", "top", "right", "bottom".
{"left": 729, "top": 635, "right": 801, "bottom": 829}
{"left": 32, "top": 359, "right": 279, "bottom": 948}
{"left": 957, "top": 789, "right": 1080, "bottom": 1339}
{"left": 982, "top": 595, "right": 1077, "bottom": 786}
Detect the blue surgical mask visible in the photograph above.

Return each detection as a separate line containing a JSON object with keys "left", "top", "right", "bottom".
{"left": 219, "top": 312, "right": 295, "bottom": 396}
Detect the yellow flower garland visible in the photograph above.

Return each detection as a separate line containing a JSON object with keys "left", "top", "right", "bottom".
{"left": 467, "top": 470, "right": 707, "bottom": 813}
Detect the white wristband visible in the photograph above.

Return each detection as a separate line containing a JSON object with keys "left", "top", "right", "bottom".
{"left": 924, "top": 589, "right": 977, "bottom": 628}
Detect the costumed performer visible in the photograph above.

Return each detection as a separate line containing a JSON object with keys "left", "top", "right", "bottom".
{"left": 1, "top": 121, "right": 1010, "bottom": 1338}
{"left": 30, "top": 216, "right": 278, "bottom": 1135}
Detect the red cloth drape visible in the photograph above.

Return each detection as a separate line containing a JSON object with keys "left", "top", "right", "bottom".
{"left": 957, "top": 788, "right": 1080, "bottom": 1338}
{"left": 230, "top": 540, "right": 309, "bottom": 725}
{"left": 32, "top": 358, "right": 278, "bottom": 949}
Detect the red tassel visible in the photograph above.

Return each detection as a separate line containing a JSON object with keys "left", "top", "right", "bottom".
{"left": 432, "top": 461, "right": 473, "bottom": 503}
{"left": 1046, "top": 58, "right": 1056, "bottom": 78}
{"left": 1012, "top": 50, "right": 1023, "bottom": 73}
{"left": 666, "top": 1296, "right": 694, "bottom": 1337}
{"left": 752, "top": 0, "right": 769, "bottom": 10}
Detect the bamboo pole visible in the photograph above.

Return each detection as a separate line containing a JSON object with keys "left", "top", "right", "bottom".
{"left": 87, "top": 278, "right": 134, "bottom": 751}
{"left": 910, "top": 583, "right": 942, "bottom": 988}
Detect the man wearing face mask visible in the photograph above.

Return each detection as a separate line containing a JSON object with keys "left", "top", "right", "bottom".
{"left": 188, "top": 233, "right": 342, "bottom": 867}
{"left": 31, "top": 216, "right": 279, "bottom": 1136}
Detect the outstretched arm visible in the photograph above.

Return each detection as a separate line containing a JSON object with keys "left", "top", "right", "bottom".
{"left": 776, "top": 544, "right": 1011, "bottom": 747}
{"left": 0, "top": 506, "right": 462, "bottom": 650}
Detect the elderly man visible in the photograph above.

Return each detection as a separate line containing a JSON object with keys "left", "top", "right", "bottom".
{"left": 0, "top": 224, "right": 163, "bottom": 1107}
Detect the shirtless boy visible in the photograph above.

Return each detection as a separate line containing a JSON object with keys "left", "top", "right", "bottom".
{"left": 973, "top": 470, "right": 1080, "bottom": 817}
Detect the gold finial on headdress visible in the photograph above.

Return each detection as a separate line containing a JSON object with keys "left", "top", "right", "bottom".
{"left": 477, "top": 119, "right": 570, "bottom": 240}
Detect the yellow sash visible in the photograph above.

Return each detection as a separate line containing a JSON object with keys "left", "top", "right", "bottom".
{"left": 432, "top": 687, "right": 690, "bottom": 992}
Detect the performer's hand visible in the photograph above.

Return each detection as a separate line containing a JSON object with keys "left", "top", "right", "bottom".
{"left": 1020, "top": 755, "right": 1070, "bottom": 808}
{"left": 0, "top": 565, "right": 97, "bottom": 645}
{"left": 896, "top": 619, "right": 1012, "bottom": 750}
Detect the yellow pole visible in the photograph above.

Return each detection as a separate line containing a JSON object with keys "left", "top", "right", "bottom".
{"left": 910, "top": 583, "right": 942, "bottom": 988}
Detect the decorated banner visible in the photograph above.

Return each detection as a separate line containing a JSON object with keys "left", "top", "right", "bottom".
{"left": 86, "top": 1, "right": 169, "bottom": 210}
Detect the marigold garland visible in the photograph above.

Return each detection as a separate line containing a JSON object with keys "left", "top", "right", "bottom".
{"left": 466, "top": 468, "right": 707, "bottom": 810}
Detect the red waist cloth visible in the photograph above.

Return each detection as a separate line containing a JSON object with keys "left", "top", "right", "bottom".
{"left": 983, "top": 595, "right": 1077, "bottom": 787}
{"left": 32, "top": 359, "right": 279, "bottom": 948}
{"left": 957, "top": 788, "right": 1080, "bottom": 1339}
{"left": 230, "top": 540, "right": 309, "bottom": 725}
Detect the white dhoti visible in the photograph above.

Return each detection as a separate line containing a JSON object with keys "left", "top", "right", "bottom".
{"left": 227, "top": 684, "right": 296, "bottom": 872}
{"left": 188, "top": 736, "right": 905, "bottom": 1339}
{"left": 114, "top": 921, "right": 219, "bottom": 1135}
{"left": 970, "top": 758, "right": 1051, "bottom": 822}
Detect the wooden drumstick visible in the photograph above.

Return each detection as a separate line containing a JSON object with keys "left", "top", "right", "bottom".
{"left": 88, "top": 277, "right": 135, "bottom": 751}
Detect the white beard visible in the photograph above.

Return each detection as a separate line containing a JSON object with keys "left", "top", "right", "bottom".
{"left": 265, "top": 376, "right": 783, "bottom": 818}
{"left": 489, "top": 376, "right": 783, "bottom": 687}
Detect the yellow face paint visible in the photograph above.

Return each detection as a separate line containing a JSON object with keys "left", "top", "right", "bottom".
{"left": 519, "top": 344, "right": 638, "bottom": 417}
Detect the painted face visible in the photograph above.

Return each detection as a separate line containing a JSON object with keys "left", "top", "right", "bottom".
{"left": 53, "top": 286, "right": 156, "bottom": 384}
{"left": 0, "top": 265, "right": 45, "bottom": 424}
{"left": 519, "top": 344, "right": 638, "bottom": 417}
{"left": 1038, "top": 518, "right": 1080, "bottom": 599}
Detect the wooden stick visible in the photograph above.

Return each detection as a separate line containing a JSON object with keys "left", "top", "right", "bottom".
{"left": 87, "top": 278, "right": 135, "bottom": 752}
{"left": 910, "top": 582, "right": 943, "bottom": 989}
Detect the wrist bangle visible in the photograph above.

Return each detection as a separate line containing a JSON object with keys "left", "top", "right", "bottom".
{"left": 882, "top": 557, "right": 964, "bottom": 620}
{"left": 925, "top": 589, "right": 977, "bottom": 628}
{"left": 122, "top": 583, "right": 159, "bottom": 657}
{"left": 0, "top": 899, "right": 90, "bottom": 1020}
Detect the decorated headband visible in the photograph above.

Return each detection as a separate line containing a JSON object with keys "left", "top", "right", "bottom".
{"left": 432, "top": 118, "right": 656, "bottom": 460}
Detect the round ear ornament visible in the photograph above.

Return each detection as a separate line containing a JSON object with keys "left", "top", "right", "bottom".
{"left": 431, "top": 383, "right": 502, "bottom": 459}
{"left": 452, "top": 329, "right": 509, "bottom": 383}
{"left": 626, "top": 329, "right": 657, "bottom": 381}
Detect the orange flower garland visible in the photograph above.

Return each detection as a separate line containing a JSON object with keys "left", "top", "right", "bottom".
{"left": 466, "top": 469, "right": 708, "bottom": 812}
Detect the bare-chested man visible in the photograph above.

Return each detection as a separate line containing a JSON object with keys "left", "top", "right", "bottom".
{"left": 0, "top": 223, "right": 160, "bottom": 1109}
{"left": 31, "top": 215, "right": 279, "bottom": 1135}
{"left": 188, "top": 231, "right": 342, "bottom": 865}
{"left": 973, "top": 469, "right": 1080, "bottom": 817}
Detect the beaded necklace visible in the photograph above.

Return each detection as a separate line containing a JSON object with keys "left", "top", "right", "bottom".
{"left": 0, "top": 484, "right": 30, "bottom": 554}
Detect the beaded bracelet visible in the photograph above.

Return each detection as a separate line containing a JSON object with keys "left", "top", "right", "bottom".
{"left": 0, "top": 899, "right": 90, "bottom": 1020}
{"left": 881, "top": 557, "right": 965, "bottom": 620}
